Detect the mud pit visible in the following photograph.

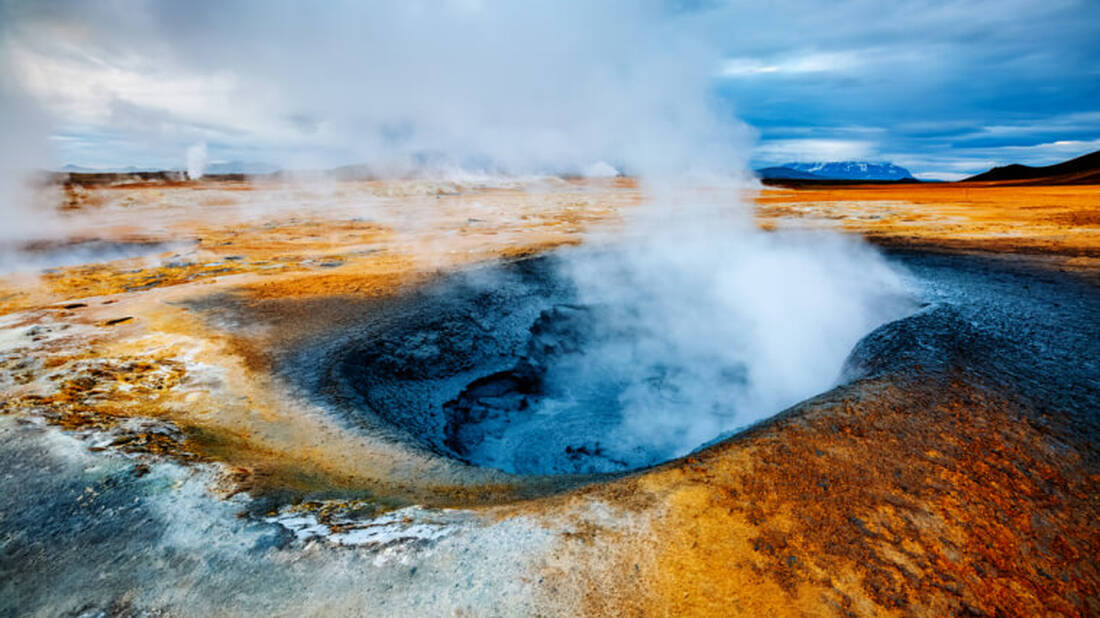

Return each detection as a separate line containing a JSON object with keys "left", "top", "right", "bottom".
{"left": 294, "top": 253, "right": 895, "bottom": 477}
{"left": 314, "top": 256, "right": 632, "bottom": 476}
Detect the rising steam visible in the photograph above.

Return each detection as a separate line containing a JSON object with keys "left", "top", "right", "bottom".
{"left": 2, "top": 1, "right": 916, "bottom": 457}
{"left": 557, "top": 195, "right": 914, "bottom": 462}
{"left": 186, "top": 142, "right": 207, "bottom": 180}
{"left": 0, "top": 18, "right": 56, "bottom": 256}
{"left": 3, "top": 1, "right": 749, "bottom": 175}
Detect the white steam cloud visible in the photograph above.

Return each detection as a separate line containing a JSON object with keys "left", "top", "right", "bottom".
{"left": 582, "top": 161, "right": 620, "bottom": 178}
{"left": 558, "top": 198, "right": 914, "bottom": 462}
{"left": 2, "top": 1, "right": 917, "bottom": 461}
{"left": 186, "top": 142, "right": 207, "bottom": 180}
{"left": 0, "top": 13, "right": 56, "bottom": 255}
{"left": 4, "top": 1, "right": 749, "bottom": 175}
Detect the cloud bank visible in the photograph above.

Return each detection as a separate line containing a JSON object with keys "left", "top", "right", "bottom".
{"left": 711, "top": 0, "right": 1100, "bottom": 172}
{"left": 3, "top": 0, "right": 748, "bottom": 176}
{"left": 6, "top": 1, "right": 1097, "bottom": 175}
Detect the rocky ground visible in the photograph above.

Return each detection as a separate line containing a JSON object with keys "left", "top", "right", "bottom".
{"left": 1, "top": 177, "right": 1096, "bottom": 616}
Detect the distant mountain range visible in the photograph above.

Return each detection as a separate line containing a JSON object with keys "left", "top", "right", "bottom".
{"left": 61, "top": 164, "right": 160, "bottom": 174}
{"left": 55, "top": 149, "right": 1100, "bottom": 186}
{"left": 756, "top": 150, "right": 1100, "bottom": 186}
{"left": 755, "top": 166, "right": 823, "bottom": 181}
{"left": 205, "top": 161, "right": 280, "bottom": 174}
{"left": 964, "top": 149, "right": 1100, "bottom": 184}
{"left": 61, "top": 161, "right": 279, "bottom": 175}
{"left": 757, "top": 161, "right": 916, "bottom": 182}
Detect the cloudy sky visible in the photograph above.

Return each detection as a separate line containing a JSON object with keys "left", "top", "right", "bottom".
{"left": 2, "top": 0, "right": 1098, "bottom": 179}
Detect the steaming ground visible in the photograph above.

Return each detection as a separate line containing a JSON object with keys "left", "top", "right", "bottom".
{"left": 557, "top": 219, "right": 915, "bottom": 465}
{"left": 308, "top": 237, "right": 913, "bottom": 476}
{"left": 0, "top": 178, "right": 1097, "bottom": 615}
{"left": 3, "top": 1, "right": 1097, "bottom": 612}
{"left": 3, "top": 242, "right": 1097, "bottom": 616}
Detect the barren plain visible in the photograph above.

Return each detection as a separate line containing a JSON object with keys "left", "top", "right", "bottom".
{"left": 1, "top": 177, "right": 1097, "bottom": 616}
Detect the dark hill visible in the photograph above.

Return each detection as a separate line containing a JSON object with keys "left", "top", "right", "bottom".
{"left": 965, "top": 150, "right": 1100, "bottom": 184}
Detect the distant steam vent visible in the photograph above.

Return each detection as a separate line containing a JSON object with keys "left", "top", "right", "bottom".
{"left": 186, "top": 142, "right": 207, "bottom": 180}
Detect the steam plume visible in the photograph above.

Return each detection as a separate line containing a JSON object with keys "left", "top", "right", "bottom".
{"left": 3, "top": 1, "right": 749, "bottom": 175}
{"left": 2, "top": 1, "right": 916, "bottom": 456}
{"left": 186, "top": 142, "right": 207, "bottom": 180}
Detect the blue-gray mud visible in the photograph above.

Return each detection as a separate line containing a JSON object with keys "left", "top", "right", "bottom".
{"left": 292, "top": 250, "right": 1098, "bottom": 476}
{"left": 2, "top": 249, "right": 1097, "bottom": 616}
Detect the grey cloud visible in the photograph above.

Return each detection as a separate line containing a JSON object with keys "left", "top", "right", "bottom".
{"left": 5, "top": 0, "right": 1098, "bottom": 174}
{"left": 6, "top": 0, "right": 753, "bottom": 175}
{"left": 707, "top": 0, "right": 1100, "bottom": 171}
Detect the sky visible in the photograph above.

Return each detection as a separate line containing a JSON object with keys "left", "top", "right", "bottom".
{"left": 1, "top": 0, "right": 1098, "bottom": 180}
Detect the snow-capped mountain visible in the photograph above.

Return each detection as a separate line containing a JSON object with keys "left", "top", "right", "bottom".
{"left": 779, "top": 161, "right": 915, "bottom": 181}
{"left": 755, "top": 166, "right": 822, "bottom": 180}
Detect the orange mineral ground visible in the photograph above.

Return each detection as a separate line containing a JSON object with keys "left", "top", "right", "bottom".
{"left": 755, "top": 182, "right": 1100, "bottom": 262}
{"left": 1, "top": 177, "right": 1097, "bottom": 616}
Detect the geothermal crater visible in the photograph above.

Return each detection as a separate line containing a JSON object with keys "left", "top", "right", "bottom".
{"left": 310, "top": 254, "right": 886, "bottom": 476}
